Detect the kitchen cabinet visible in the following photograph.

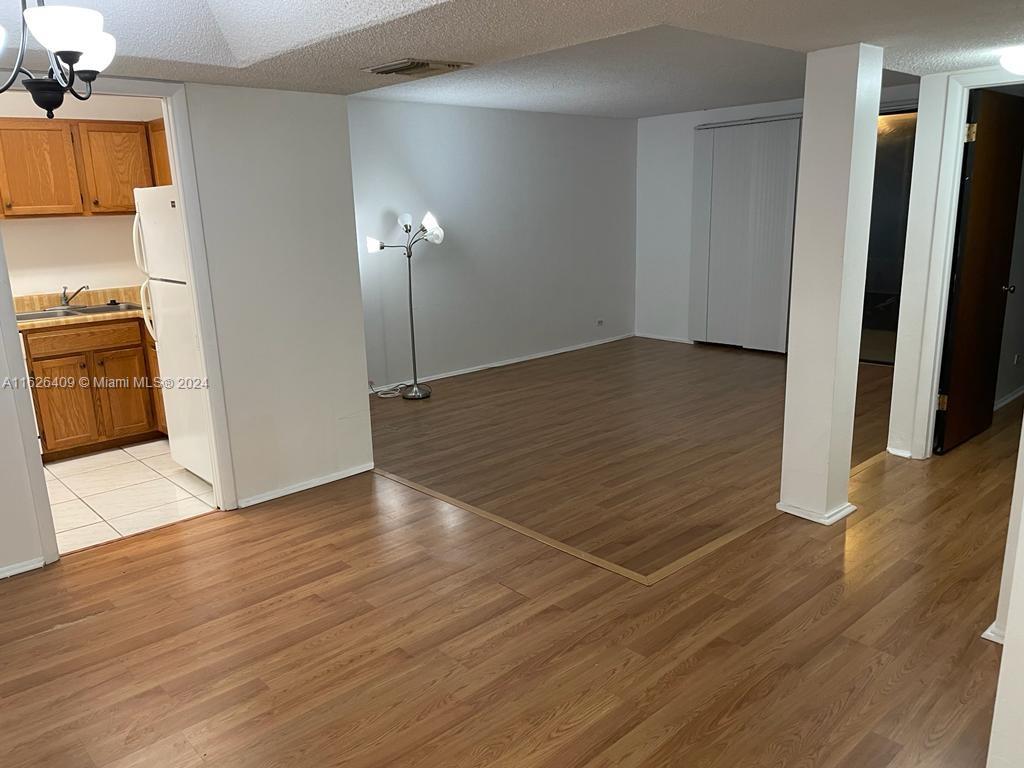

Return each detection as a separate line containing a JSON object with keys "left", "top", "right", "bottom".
{"left": 0, "top": 119, "right": 83, "bottom": 216}
{"left": 145, "top": 332, "right": 168, "bottom": 433}
{"left": 0, "top": 117, "right": 163, "bottom": 218}
{"left": 76, "top": 121, "right": 154, "bottom": 213}
{"left": 95, "top": 347, "right": 153, "bottom": 438}
{"left": 32, "top": 354, "right": 100, "bottom": 451}
{"left": 24, "top": 319, "right": 163, "bottom": 458}
{"left": 147, "top": 118, "right": 172, "bottom": 186}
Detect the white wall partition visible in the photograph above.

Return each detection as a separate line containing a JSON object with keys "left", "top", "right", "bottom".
{"left": 185, "top": 85, "right": 373, "bottom": 506}
{"left": 689, "top": 117, "right": 800, "bottom": 353}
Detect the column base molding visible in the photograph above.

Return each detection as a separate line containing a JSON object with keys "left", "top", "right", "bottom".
{"left": 776, "top": 500, "right": 857, "bottom": 526}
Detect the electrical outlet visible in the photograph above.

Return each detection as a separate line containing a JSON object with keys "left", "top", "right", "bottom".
{"left": 596, "top": 319, "right": 604, "bottom": 327}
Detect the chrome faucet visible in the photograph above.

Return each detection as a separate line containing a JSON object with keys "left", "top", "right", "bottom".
{"left": 60, "top": 284, "right": 89, "bottom": 306}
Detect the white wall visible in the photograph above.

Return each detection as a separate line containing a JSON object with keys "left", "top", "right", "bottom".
{"left": 996, "top": 172, "right": 1024, "bottom": 405}
{"left": 2, "top": 217, "right": 143, "bottom": 296}
{"left": 0, "top": 234, "right": 57, "bottom": 578}
{"left": 184, "top": 84, "right": 372, "bottom": 505}
{"left": 348, "top": 98, "right": 637, "bottom": 387}
{"left": 0, "top": 91, "right": 163, "bottom": 121}
{"left": 635, "top": 85, "right": 918, "bottom": 343}
{"left": 988, "top": 413, "right": 1024, "bottom": 766}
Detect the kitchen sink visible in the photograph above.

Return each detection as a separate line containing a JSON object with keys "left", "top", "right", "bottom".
{"left": 71, "top": 303, "right": 142, "bottom": 314}
{"left": 16, "top": 303, "right": 142, "bottom": 322}
{"left": 16, "top": 309, "right": 82, "bottom": 321}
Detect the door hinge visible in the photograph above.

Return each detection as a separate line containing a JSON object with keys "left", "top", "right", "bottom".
{"left": 965, "top": 123, "right": 977, "bottom": 143}
{"left": 937, "top": 393, "right": 949, "bottom": 412}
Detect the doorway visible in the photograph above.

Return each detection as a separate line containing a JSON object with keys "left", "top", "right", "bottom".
{"left": 0, "top": 79, "right": 237, "bottom": 564}
{"left": 935, "top": 87, "right": 1024, "bottom": 454}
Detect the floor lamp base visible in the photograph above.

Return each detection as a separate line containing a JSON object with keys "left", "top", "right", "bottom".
{"left": 403, "top": 383, "right": 432, "bottom": 400}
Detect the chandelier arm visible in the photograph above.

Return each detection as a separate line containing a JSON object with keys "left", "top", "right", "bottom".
{"left": 0, "top": 0, "right": 31, "bottom": 94}
{"left": 70, "top": 80, "right": 91, "bottom": 101}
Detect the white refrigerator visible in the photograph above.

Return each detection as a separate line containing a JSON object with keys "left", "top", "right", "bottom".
{"left": 134, "top": 185, "right": 213, "bottom": 483}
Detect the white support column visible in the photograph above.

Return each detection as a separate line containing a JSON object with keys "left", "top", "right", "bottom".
{"left": 777, "top": 44, "right": 883, "bottom": 525}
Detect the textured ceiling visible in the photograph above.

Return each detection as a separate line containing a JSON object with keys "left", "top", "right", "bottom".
{"left": 360, "top": 26, "right": 811, "bottom": 118}
{"left": 0, "top": 0, "right": 1019, "bottom": 106}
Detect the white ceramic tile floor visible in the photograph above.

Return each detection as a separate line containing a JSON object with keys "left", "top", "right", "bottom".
{"left": 45, "top": 439, "right": 216, "bottom": 554}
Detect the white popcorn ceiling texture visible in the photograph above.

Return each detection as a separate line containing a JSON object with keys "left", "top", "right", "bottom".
{"left": 0, "top": 0, "right": 1019, "bottom": 115}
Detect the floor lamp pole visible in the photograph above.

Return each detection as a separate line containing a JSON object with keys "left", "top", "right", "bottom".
{"left": 403, "top": 245, "right": 431, "bottom": 400}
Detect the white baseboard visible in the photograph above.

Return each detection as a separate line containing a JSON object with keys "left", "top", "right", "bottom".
{"left": 371, "top": 333, "right": 634, "bottom": 392}
{"left": 995, "top": 384, "right": 1024, "bottom": 411}
{"left": 239, "top": 462, "right": 375, "bottom": 508}
{"left": 982, "top": 621, "right": 1006, "bottom": 645}
{"left": 886, "top": 445, "right": 913, "bottom": 459}
{"left": 776, "top": 500, "right": 857, "bottom": 526}
{"left": 634, "top": 333, "right": 694, "bottom": 344}
{"left": 0, "top": 556, "right": 45, "bottom": 579}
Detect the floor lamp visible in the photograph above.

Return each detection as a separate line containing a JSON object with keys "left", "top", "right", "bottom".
{"left": 366, "top": 211, "right": 445, "bottom": 400}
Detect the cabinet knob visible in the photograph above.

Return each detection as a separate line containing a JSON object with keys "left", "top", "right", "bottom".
{"left": 98, "top": 360, "right": 105, "bottom": 367}
{"left": 79, "top": 363, "right": 86, "bottom": 369}
{"left": 4, "top": 201, "right": 11, "bottom": 209}
{"left": 92, "top": 199, "right": 99, "bottom": 206}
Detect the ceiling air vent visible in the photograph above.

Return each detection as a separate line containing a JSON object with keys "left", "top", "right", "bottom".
{"left": 362, "top": 59, "right": 472, "bottom": 78}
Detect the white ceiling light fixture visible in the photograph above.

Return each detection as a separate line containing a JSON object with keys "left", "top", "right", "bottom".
{"left": 0, "top": 1, "right": 117, "bottom": 118}
{"left": 1000, "top": 46, "right": 1024, "bottom": 75}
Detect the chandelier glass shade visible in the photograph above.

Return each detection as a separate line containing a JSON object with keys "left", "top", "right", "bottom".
{"left": 0, "top": 2, "right": 116, "bottom": 118}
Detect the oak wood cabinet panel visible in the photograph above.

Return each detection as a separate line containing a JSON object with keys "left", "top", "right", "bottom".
{"left": 76, "top": 121, "right": 153, "bottom": 213}
{"left": 33, "top": 354, "right": 100, "bottom": 451}
{"left": 0, "top": 120, "right": 83, "bottom": 216}
{"left": 147, "top": 118, "right": 172, "bottom": 186}
{"left": 145, "top": 334, "right": 167, "bottom": 433}
{"left": 26, "top": 321, "right": 142, "bottom": 358}
{"left": 25, "top": 319, "right": 162, "bottom": 456}
{"left": 95, "top": 347, "right": 153, "bottom": 438}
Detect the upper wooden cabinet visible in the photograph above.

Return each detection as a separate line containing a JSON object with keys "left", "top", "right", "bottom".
{"left": 0, "top": 120, "right": 83, "bottom": 216}
{"left": 0, "top": 117, "right": 168, "bottom": 218}
{"left": 147, "top": 118, "right": 172, "bottom": 186}
{"left": 76, "top": 121, "right": 154, "bottom": 213}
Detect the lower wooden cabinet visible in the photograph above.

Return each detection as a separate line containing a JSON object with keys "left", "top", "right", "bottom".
{"left": 25, "top": 319, "right": 164, "bottom": 457}
{"left": 145, "top": 333, "right": 167, "bottom": 433}
{"left": 95, "top": 347, "right": 153, "bottom": 438}
{"left": 32, "top": 354, "right": 101, "bottom": 451}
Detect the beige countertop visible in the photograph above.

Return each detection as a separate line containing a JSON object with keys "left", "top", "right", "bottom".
{"left": 17, "top": 310, "right": 145, "bottom": 332}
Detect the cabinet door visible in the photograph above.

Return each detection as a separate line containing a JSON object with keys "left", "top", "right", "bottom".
{"left": 145, "top": 337, "right": 167, "bottom": 433}
{"left": 33, "top": 354, "right": 100, "bottom": 451}
{"left": 0, "top": 120, "right": 83, "bottom": 216}
{"left": 76, "top": 122, "right": 153, "bottom": 213}
{"left": 147, "top": 118, "right": 172, "bottom": 186}
{"left": 95, "top": 347, "right": 153, "bottom": 438}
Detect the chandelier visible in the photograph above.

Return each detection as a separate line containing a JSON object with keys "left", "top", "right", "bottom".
{"left": 0, "top": 2, "right": 116, "bottom": 118}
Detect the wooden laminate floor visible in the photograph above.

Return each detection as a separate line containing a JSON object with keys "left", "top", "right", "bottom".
{"left": 371, "top": 338, "right": 894, "bottom": 581}
{"left": 0, "top": 400, "right": 1017, "bottom": 767}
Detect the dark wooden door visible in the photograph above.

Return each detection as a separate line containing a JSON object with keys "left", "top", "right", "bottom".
{"left": 935, "top": 89, "right": 1024, "bottom": 453}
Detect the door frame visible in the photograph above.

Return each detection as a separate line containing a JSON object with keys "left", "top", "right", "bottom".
{"left": 889, "top": 67, "right": 1024, "bottom": 461}
{"left": 0, "top": 75, "right": 239, "bottom": 563}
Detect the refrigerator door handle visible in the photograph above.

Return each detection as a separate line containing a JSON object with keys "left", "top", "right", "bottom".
{"left": 132, "top": 213, "right": 149, "bottom": 275}
{"left": 140, "top": 279, "right": 157, "bottom": 342}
